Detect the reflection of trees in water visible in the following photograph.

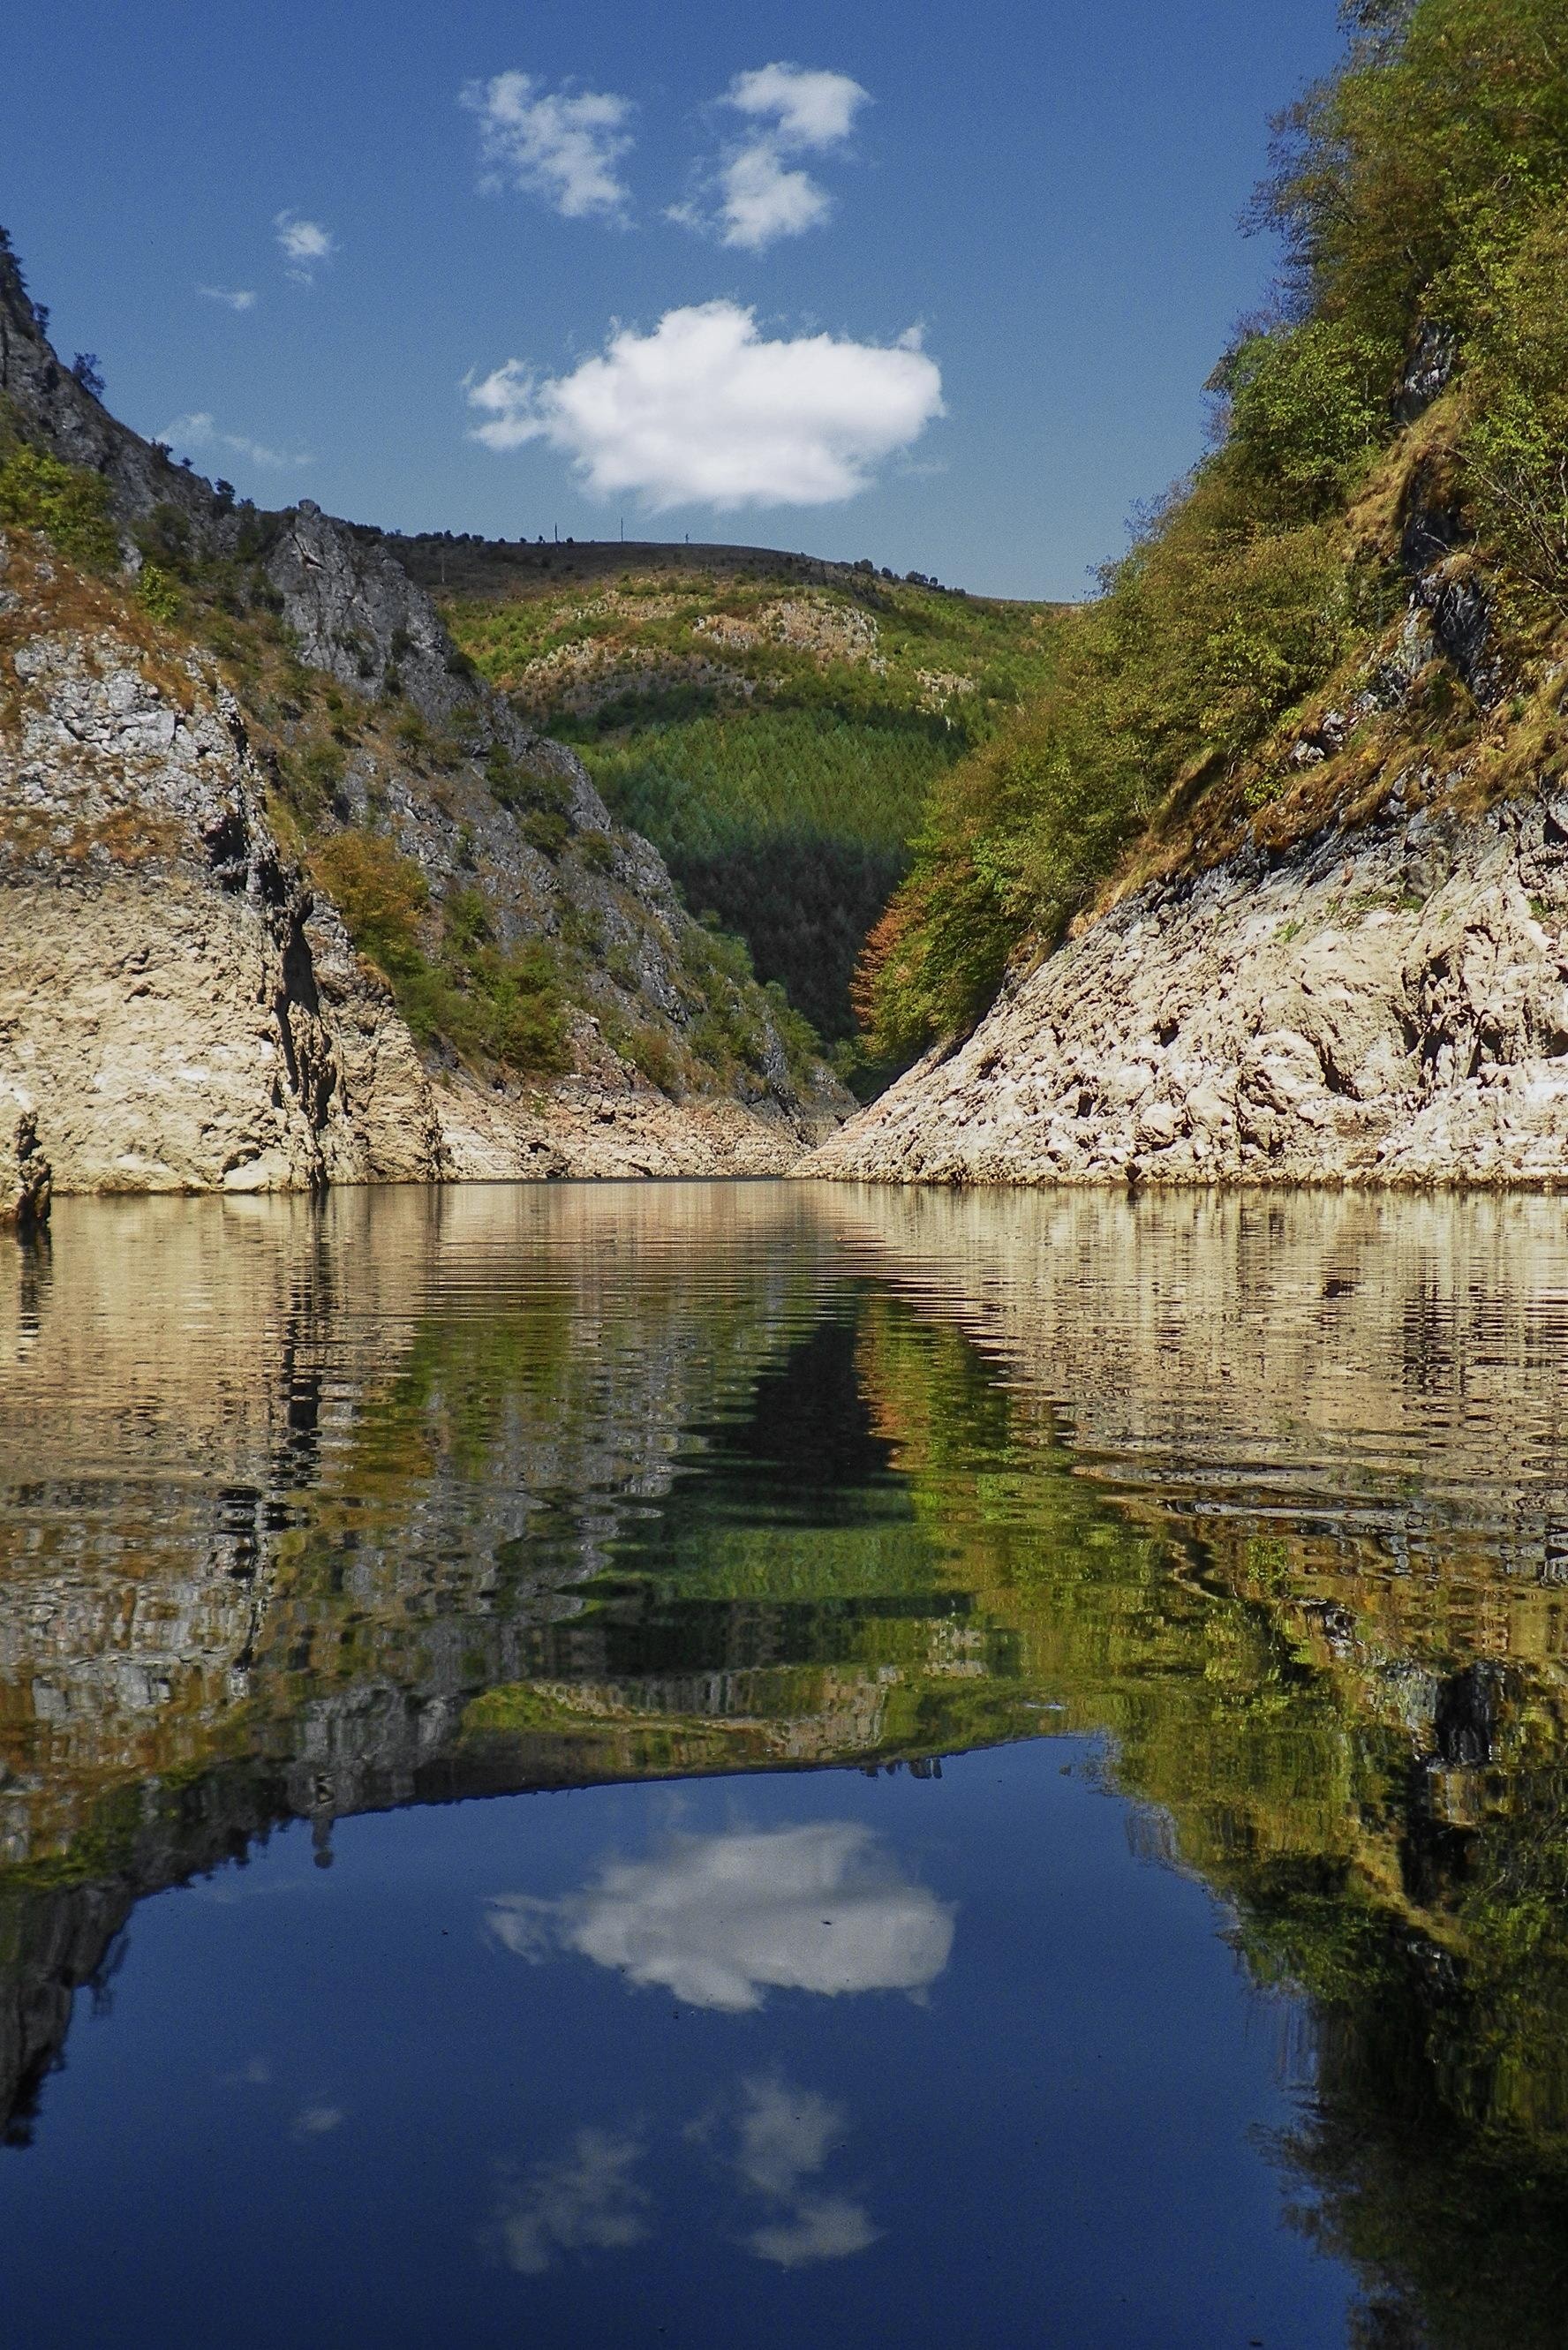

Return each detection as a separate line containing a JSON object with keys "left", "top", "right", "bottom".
{"left": 0, "top": 1201, "right": 1029, "bottom": 2144}
{"left": 4, "top": 1186, "right": 1568, "bottom": 2341}
{"left": 847, "top": 1277, "right": 1568, "bottom": 2350}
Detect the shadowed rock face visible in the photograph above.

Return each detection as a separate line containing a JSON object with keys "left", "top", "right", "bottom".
{"left": 0, "top": 238, "right": 847, "bottom": 1191}
{"left": 810, "top": 785, "right": 1568, "bottom": 1188}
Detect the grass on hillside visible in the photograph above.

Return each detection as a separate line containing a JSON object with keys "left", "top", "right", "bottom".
{"left": 442, "top": 566, "right": 1061, "bottom": 1058}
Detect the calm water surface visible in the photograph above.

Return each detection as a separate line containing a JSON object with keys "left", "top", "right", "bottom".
{"left": 3, "top": 1182, "right": 1567, "bottom": 2346}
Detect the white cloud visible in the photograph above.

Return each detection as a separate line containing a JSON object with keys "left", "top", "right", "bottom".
{"left": 734, "top": 2075, "right": 845, "bottom": 2199}
{"left": 275, "top": 212, "right": 335, "bottom": 283}
{"left": 727, "top": 63, "right": 868, "bottom": 148}
{"left": 675, "top": 63, "right": 869, "bottom": 250}
{"left": 496, "top": 2127, "right": 652, "bottom": 2275}
{"left": 291, "top": 2103, "right": 345, "bottom": 2137}
{"left": 487, "top": 1819, "right": 954, "bottom": 2010}
{"left": 198, "top": 286, "right": 258, "bottom": 313}
{"left": 463, "top": 72, "right": 633, "bottom": 222}
{"left": 748, "top": 2196, "right": 880, "bottom": 2267}
{"left": 730, "top": 2077, "right": 879, "bottom": 2269}
{"left": 160, "top": 410, "right": 312, "bottom": 471}
{"left": 465, "top": 303, "right": 943, "bottom": 510}
{"left": 715, "top": 147, "right": 832, "bottom": 251}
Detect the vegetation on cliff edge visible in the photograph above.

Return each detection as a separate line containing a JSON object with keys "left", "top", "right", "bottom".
{"left": 857, "top": 0, "right": 1568, "bottom": 1059}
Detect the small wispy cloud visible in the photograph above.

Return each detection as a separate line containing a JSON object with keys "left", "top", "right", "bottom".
{"left": 218, "top": 2054, "right": 272, "bottom": 2086}
{"left": 290, "top": 2103, "right": 345, "bottom": 2139}
{"left": 723, "top": 2076, "right": 879, "bottom": 2269}
{"left": 728, "top": 63, "right": 867, "bottom": 147}
{"left": 161, "top": 410, "right": 312, "bottom": 471}
{"left": 274, "top": 211, "right": 336, "bottom": 283}
{"left": 674, "top": 63, "right": 870, "bottom": 252}
{"left": 198, "top": 285, "right": 258, "bottom": 313}
{"left": 495, "top": 2128, "right": 652, "bottom": 2274}
{"left": 462, "top": 72, "right": 634, "bottom": 222}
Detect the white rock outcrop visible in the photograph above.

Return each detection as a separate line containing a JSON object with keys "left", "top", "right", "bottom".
{"left": 809, "top": 781, "right": 1568, "bottom": 1187}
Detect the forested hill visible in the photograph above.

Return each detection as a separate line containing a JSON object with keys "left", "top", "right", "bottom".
{"left": 415, "top": 535, "right": 1062, "bottom": 1071}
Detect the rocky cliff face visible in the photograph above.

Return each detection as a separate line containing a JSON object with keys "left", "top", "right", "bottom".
{"left": 0, "top": 237, "right": 846, "bottom": 1191}
{"left": 810, "top": 774, "right": 1568, "bottom": 1186}
{"left": 0, "top": 531, "right": 443, "bottom": 1191}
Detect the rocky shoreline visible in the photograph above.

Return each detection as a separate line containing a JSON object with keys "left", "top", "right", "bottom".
{"left": 806, "top": 780, "right": 1568, "bottom": 1189}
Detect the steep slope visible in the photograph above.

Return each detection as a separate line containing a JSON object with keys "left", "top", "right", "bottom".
{"left": 814, "top": 0, "right": 1568, "bottom": 1187}
{"left": 0, "top": 235, "right": 847, "bottom": 1190}
{"left": 422, "top": 535, "right": 1059, "bottom": 1060}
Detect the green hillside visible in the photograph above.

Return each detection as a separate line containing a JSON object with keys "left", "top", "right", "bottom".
{"left": 427, "top": 539, "right": 1061, "bottom": 1066}
{"left": 856, "top": 0, "right": 1568, "bottom": 1059}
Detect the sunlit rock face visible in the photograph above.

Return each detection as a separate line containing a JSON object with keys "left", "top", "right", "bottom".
{"left": 0, "top": 538, "right": 437, "bottom": 1194}
{"left": 809, "top": 787, "right": 1568, "bottom": 1186}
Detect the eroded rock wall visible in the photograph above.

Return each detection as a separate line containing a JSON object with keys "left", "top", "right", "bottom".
{"left": 0, "top": 237, "right": 846, "bottom": 1192}
{"left": 0, "top": 544, "right": 432, "bottom": 1192}
{"left": 809, "top": 781, "right": 1568, "bottom": 1186}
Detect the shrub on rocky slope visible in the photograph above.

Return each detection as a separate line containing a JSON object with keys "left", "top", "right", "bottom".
{"left": 0, "top": 235, "right": 848, "bottom": 1186}
{"left": 856, "top": 0, "right": 1568, "bottom": 1063}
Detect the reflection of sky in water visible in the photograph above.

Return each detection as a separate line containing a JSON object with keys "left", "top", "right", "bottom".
{"left": 0, "top": 1731, "right": 1357, "bottom": 2346}
{"left": 486, "top": 1822, "right": 939, "bottom": 2273}
{"left": 496, "top": 2126, "right": 652, "bottom": 2276}
{"left": 727, "top": 2076, "right": 879, "bottom": 2267}
{"left": 496, "top": 2075, "right": 878, "bottom": 2276}
{"left": 8, "top": 1183, "right": 1442, "bottom": 2346}
{"left": 488, "top": 1821, "right": 955, "bottom": 2011}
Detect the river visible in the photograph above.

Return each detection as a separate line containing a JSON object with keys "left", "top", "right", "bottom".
{"left": 2, "top": 1182, "right": 1564, "bottom": 2346}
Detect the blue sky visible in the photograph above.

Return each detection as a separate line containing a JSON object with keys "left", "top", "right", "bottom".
{"left": 3, "top": 0, "right": 1343, "bottom": 599}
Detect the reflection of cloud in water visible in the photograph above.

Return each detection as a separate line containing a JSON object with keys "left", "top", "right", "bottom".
{"left": 496, "top": 2126, "right": 652, "bottom": 2275}
{"left": 488, "top": 1821, "right": 954, "bottom": 2012}
{"left": 732, "top": 2076, "right": 879, "bottom": 2268}
{"left": 748, "top": 2196, "right": 879, "bottom": 2268}
{"left": 291, "top": 2102, "right": 344, "bottom": 2137}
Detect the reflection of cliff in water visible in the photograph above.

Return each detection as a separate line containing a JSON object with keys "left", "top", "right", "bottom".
{"left": 5, "top": 1186, "right": 1568, "bottom": 2341}
{"left": 0, "top": 1189, "right": 1038, "bottom": 2143}
{"left": 821, "top": 1188, "right": 1568, "bottom": 2349}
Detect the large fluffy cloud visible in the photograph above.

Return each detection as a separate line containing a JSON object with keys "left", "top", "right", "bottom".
{"left": 463, "top": 72, "right": 633, "bottom": 221}
{"left": 465, "top": 302, "right": 943, "bottom": 509}
{"left": 487, "top": 1819, "right": 955, "bottom": 2010}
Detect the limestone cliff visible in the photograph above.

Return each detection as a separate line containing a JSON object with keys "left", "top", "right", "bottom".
{"left": 812, "top": 372, "right": 1568, "bottom": 1190}
{"left": 0, "top": 237, "right": 847, "bottom": 1191}
{"left": 809, "top": 779, "right": 1568, "bottom": 1186}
